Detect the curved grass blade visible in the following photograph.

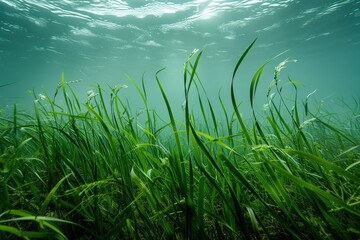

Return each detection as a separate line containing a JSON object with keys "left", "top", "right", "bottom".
{"left": 286, "top": 149, "right": 360, "bottom": 185}
{"left": 0, "top": 225, "right": 62, "bottom": 239}
{"left": 156, "top": 68, "right": 187, "bottom": 195}
{"left": 184, "top": 50, "right": 203, "bottom": 142}
{"left": 231, "top": 38, "right": 257, "bottom": 145}
{"left": 39, "top": 173, "right": 72, "bottom": 216}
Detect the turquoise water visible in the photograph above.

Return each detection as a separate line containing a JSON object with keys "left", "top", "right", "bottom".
{"left": 1, "top": 0, "right": 359, "bottom": 117}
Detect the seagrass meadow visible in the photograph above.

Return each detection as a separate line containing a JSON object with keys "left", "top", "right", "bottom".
{"left": 0, "top": 40, "right": 359, "bottom": 240}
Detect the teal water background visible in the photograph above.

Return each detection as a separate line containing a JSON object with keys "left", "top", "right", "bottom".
{"left": 1, "top": 0, "right": 359, "bottom": 118}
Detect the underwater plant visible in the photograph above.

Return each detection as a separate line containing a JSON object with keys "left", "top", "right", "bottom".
{"left": 0, "top": 39, "right": 359, "bottom": 239}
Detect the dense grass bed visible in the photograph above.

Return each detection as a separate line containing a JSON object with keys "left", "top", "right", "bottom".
{"left": 1, "top": 40, "right": 359, "bottom": 239}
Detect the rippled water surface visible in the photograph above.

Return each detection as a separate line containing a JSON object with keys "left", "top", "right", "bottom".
{"left": 1, "top": 0, "right": 359, "bottom": 114}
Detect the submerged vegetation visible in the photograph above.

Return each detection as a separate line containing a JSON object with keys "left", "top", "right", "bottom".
{"left": 0, "top": 39, "right": 359, "bottom": 239}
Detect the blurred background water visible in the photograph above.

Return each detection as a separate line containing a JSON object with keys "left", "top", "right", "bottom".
{"left": 1, "top": 0, "right": 359, "bottom": 119}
